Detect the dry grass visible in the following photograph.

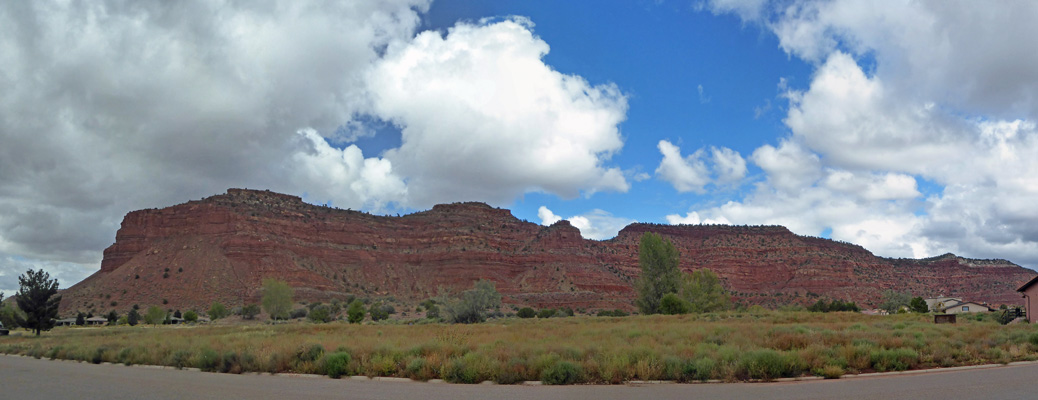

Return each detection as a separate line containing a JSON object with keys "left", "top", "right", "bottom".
{"left": 1, "top": 311, "right": 1036, "bottom": 384}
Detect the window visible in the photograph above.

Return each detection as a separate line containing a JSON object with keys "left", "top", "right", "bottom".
{"left": 963, "top": 306, "right": 969, "bottom": 311}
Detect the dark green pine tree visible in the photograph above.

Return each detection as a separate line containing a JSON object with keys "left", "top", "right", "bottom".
{"left": 16, "top": 269, "right": 61, "bottom": 336}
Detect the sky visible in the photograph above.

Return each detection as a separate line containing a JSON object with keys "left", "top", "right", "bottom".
{"left": 1, "top": 0, "right": 1037, "bottom": 294}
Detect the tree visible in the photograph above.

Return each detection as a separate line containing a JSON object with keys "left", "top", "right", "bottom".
{"left": 144, "top": 306, "right": 166, "bottom": 325}
{"left": 76, "top": 312, "right": 86, "bottom": 326}
{"left": 106, "top": 310, "right": 119, "bottom": 325}
{"left": 183, "top": 310, "right": 199, "bottom": 322}
{"left": 441, "top": 280, "right": 502, "bottom": 324}
{"left": 0, "top": 301, "right": 26, "bottom": 329}
{"left": 679, "top": 268, "right": 731, "bottom": 313}
{"left": 879, "top": 291, "right": 912, "bottom": 314}
{"left": 16, "top": 269, "right": 62, "bottom": 336}
{"left": 635, "top": 233, "right": 682, "bottom": 314}
{"left": 241, "top": 304, "right": 261, "bottom": 320}
{"left": 909, "top": 297, "right": 929, "bottom": 313}
{"left": 659, "top": 293, "right": 692, "bottom": 314}
{"left": 516, "top": 307, "right": 536, "bottom": 318}
{"left": 127, "top": 308, "right": 140, "bottom": 326}
{"left": 261, "top": 279, "right": 294, "bottom": 321}
{"left": 208, "top": 302, "right": 229, "bottom": 320}
{"left": 346, "top": 300, "right": 365, "bottom": 323}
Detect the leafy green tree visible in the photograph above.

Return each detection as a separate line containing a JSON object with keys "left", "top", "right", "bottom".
{"left": 241, "top": 304, "right": 260, "bottom": 320}
{"left": 106, "top": 310, "right": 118, "bottom": 325}
{"left": 183, "top": 310, "right": 198, "bottom": 322}
{"left": 909, "top": 297, "right": 929, "bottom": 313}
{"left": 442, "top": 280, "right": 502, "bottom": 324}
{"left": 127, "top": 308, "right": 140, "bottom": 326}
{"left": 879, "top": 291, "right": 912, "bottom": 314}
{"left": 516, "top": 307, "right": 536, "bottom": 318}
{"left": 144, "top": 306, "right": 166, "bottom": 325}
{"left": 76, "top": 312, "right": 86, "bottom": 326}
{"left": 262, "top": 279, "right": 294, "bottom": 321}
{"left": 16, "top": 269, "right": 62, "bottom": 336}
{"left": 346, "top": 300, "right": 365, "bottom": 323}
{"left": 208, "top": 302, "right": 228, "bottom": 320}
{"left": 0, "top": 301, "right": 25, "bottom": 329}
{"left": 659, "top": 293, "right": 692, "bottom": 314}
{"left": 679, "top": 268, "right": 731, "bottom": 313}
{"left": 635, "top": 233, "right": 682, "bottom": 314}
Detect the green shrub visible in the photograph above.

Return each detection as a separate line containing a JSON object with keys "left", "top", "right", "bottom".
{"left": 297, "top": 343, "right": 325, "bottom": 363}
{"left": 870, "top": 348, "right": 918, "bottom": 372}
{"left": 517, "top": 307, "right": 536, "bottom": 318}
{"left": 322, "top": 352, "right": 352, "bottom": 379}
{"left": 308, "top": 305, "right": 332, "bottom": 323}
{"left": 183, "top": 310, "right": 198, "bottom": 322}
{"left": 441, "top": 353, "right": 496, "bottom": 383}
{"left": 537, "top": 309, "right": 557, "bottom": 318}
{"left": 347, "top": 300, "right": 365, "bottom": 324}
{"left": 540, "top": 360, "right": 581, "bottom": 385}
{"left": 815, "top": 364, "right": 844, "bottom": 379}
{"left": 168, "top": 350, "right": 193, "bottom": 369}
{"left": 660, "top": 293, "right": 691, "bottom": 315}
{"left": 496, "top": 357, "right": 533, "bottom": 384}
{"left": 195, "top": 348, "right": 221, "bottom": 372}
{"left": 1028, "top": 332, "right": 1038, "bottom": 346}
{"left": 683, "top": 358, "right": 717, "bottom": 381}
{"left": 739, "top": 349, "right": 798, "bottom": 381}
{"left": 289, "top": 308, "right": 308, "bottom": 319}
{"left": 208, "top": 302, "right": 228, "bottom": 320}
{"left": 221, "top": 351, "right": 243, "bottom": 373}
{"left": 91, "top": 346, "right": 108, "bottom": 364}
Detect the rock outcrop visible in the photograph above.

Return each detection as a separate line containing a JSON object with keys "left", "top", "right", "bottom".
{"left": 59, "top": 189, "right": 1035, "bottom": 315}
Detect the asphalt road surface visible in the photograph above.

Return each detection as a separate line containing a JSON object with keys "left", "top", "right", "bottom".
{"left": 1, "top": 355, "right": 1035, "bottom": 400}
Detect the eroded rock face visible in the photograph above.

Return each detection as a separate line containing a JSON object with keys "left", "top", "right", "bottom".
{"left": 59, "top": 189, "right": 1035, "bottom": 315}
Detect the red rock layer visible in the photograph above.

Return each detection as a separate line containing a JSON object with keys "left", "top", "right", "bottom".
{"left": 59, "top": 189, "right": 1035, "bottom": 315}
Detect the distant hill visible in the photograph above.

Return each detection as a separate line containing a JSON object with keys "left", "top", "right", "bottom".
{"left": 58, "top": 189, "right": 1035, "bottom": 316}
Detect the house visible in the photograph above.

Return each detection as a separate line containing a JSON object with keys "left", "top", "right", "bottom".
{"left": 936, "top": 300, "right": 992, "bottom": 314}
{"left": 925, "top": 297, "right": 962, "bottom": 313}
{"left": 1017, "top": 276, "right": 1038, "bottom": 323}
{"left": 55, "top": 318, "right": 77, "bottom": 326}
{"left": 85, "top": 316, "right": 107, "bottom": 326}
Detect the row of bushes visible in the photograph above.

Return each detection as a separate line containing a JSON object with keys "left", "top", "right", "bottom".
{"left": 4, "top": 312, "right": 1038, "bottom": 384}
{"left": 10, "top": 340, "right": 943, "bottom": 383}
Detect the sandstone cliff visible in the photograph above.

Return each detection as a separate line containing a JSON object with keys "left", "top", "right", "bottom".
{"left": 59, "top": 189, "right": 1035, "bottom": 315}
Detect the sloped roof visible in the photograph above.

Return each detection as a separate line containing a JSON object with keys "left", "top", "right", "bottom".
{"left": 1018, "top": 275, "right": 1038, "bottom": 292}
{"left": 938, "top": 300, "right": 991, "bottom": 311}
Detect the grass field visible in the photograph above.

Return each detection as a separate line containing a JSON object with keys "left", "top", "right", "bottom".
{"left": 2, "top": 311, "right": 1037, "bottom": 384}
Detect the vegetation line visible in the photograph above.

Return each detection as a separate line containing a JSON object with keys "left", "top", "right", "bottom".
{"left": 2, "top": 311, "right": 1036, "bottom": 385}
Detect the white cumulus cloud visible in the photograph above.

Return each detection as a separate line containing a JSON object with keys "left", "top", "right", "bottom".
{"left": 370, "top": 17, "right": 630, "bottom": 207}
{"left": 537, "top": 206, "right": 635, "bottom": 241}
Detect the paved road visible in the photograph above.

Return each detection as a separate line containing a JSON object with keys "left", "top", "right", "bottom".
{"left": 1, "top": 355, "right": 1034, "bottom": 399}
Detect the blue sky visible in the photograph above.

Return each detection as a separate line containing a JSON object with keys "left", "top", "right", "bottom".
{"left": 416, "top": 0, "right": 814, "bottom": 224}
{"left": 1, "top": 1, "right": 1037, "bottom": 293}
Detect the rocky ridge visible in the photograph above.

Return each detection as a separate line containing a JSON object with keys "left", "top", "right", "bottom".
{"left": 59, "top": 189, "right": 1035, "bottom": 315}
